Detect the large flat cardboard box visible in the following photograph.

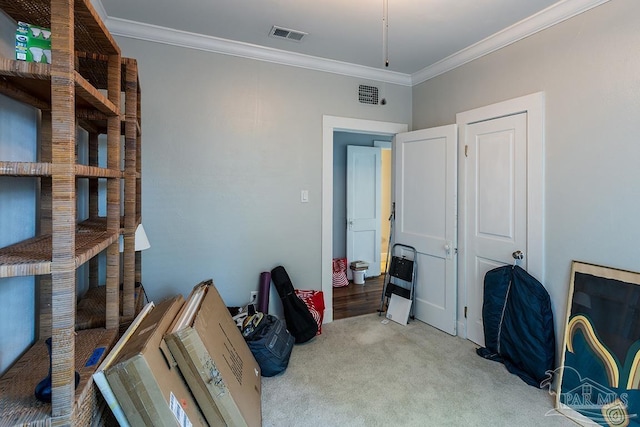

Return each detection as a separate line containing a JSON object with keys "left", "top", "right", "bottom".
{"left": 164, "top": 280, "right": 262, "bottom": 427}
{"left": 105, "top": 295, "right": 208, "bottom": 427}
{"left": 94, "top": 301, "right": 155, "bottom": 426}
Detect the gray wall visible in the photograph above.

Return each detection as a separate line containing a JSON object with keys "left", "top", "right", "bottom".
{"left": 0, "top": 97, "right": 38, "bottom": 375}
{"left": 114, "top": 37, "right": 412, "bottom": 307}
{"left": 412, "top": 0, "right": 640, "bottom": 347}
{"left": 0, "top": 11, "right": 37, "bottom": 375}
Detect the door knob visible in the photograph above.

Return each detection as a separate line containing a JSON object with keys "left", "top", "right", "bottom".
{"left": 512, "top": 250, "right": 524, "bottom": 260}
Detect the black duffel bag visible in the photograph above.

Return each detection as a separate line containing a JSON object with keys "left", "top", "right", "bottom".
{"left": 242, "top": 313, "right": 294, "bottom": 377}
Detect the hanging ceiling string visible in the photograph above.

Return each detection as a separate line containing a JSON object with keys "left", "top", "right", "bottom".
{"left": 383, "top": 0, "right": 389, "bottom": 67}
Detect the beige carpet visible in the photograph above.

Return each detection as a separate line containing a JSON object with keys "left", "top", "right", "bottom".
{"left": 261, "top": 314, "right": 576, "bottom": 426}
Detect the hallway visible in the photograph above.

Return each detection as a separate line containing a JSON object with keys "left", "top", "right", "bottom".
{"left": 332, "top": 275, "right": 384, "bottom": 320}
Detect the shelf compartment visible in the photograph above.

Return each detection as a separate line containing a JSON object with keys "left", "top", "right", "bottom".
{"left": 76, "top": 283, "right": 146, "bottom": 330}
{"left": 76, "top": 110, "right": 142, "bottom": 136}
{"left": 0, "top": 328, "right": 117, "bottom": 426}
{"left": 74, "top": 71, "right": 118, "bottom": 116}
{"left": 0, "top": 225, "right": 119, "bottom": 278}
{"left": 0, "top": 0, "right": 119, "bottom": 57}
{"left": 0, "top": 59, "right": 118, "bottom": 117}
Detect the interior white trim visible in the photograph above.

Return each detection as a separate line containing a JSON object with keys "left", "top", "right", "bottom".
{"left": 89, "top": 0, "right": 107, "bottom": 21}
{"left": 322, "top": 116, "right": 408, "bottom": 323}
{"left": 96, "top": 0, "right": 608, "bottom": 87}
{"left": 456, "top": 91, "right": 545, "bottom": 338}
{"left": 373, "top": 141, "right": 392, "bottom": 150}
{"left": 104, "top": 17, "right": 412, "bottom": 87}
{"left": 412, "top": 0, "right": 610, "bottom": 85}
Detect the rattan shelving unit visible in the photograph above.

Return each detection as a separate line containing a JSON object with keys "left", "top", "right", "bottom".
{"left": 0, "top": 1, "right": 136, "bottom": 425}
{"left": 74, "top": 56, "right": 144, "bottom": 332}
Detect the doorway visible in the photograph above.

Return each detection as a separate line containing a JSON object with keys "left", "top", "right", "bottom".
{"left": 322, "top": 116, "right": 408, "bottom": 323}
{"left": 334, "top": 135, "right": 391, "bottom": 281}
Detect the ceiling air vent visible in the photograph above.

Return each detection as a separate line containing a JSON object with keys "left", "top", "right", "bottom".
{"left": 269, "top": 26, "right": 307, "bottom": 42}
{"left": 359, "top": 85, "right": 379, "bottom": 105}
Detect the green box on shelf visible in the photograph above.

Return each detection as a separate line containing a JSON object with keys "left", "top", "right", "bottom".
{"left": 15, "top": 21, "right": 52, "bottom": 64}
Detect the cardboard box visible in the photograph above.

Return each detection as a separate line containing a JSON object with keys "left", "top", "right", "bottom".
{"left": 164, "top": 280, "right": 262, "bottom": 427}
{"left": 94, "top": 301, "right": 155, "bottom": 427}
{"left": 105, "top": 296, "right": 208, "bottom": 427}
{"left": 15, "top": 21, "right": 52, "bottom": 64}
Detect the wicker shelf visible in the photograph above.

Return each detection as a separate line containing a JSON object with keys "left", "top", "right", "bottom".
{"left": 0, "top": 162, "right": 122, "bottom": 178}
{"left": 0, "top": 225, "right": 119, "bottom": 278}
{"left": 0, "top": 58, "right": 118, "bottom": 117}
{"left": 0, "top": 0, "right": 126, "bottom": 424}
{"left": 0, "top": 328, "right": 118, "bottom": 427}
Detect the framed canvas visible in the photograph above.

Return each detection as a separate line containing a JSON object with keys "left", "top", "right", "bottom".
{"left": 557, "top": 261, "right": 640, "bottom": 426}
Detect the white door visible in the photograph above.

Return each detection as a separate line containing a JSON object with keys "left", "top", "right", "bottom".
{"left": 394, "top": 125, "right": 457, "bottom": 335}
{"left": 463, "top": 113, "right": 528, "bottom": 346}
{"left": 346, "top": 146, "right": 382, "bottom": 278}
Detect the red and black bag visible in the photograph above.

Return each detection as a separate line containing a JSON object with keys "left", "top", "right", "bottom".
{"left": 271, "top": 265, "right": 318, "bottom": 344}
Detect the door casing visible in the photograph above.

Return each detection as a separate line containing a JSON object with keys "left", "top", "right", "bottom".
{"left": 322, "top": 116, "right": 408, "bottom": 323}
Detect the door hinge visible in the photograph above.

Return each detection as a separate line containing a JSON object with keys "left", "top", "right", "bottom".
{"left": 464, "top": 145, "right": 468, "bottom": 157}
{"left": 464, "top": 306, "right": 468, "bottom": 318}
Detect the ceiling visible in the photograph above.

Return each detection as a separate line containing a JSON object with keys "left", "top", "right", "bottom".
{"left": 95, "top": 0, "right": 602, "bottom": 84}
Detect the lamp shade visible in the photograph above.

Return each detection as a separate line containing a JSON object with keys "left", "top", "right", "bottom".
{"left": 119, "top": 224, "right": 151, "bottom": 252}
{"left": 134, "top": 224, "right": 151, "bottom": 251}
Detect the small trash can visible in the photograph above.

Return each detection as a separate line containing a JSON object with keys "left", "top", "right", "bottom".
{"left": 350, "top": 261, "right": 369, "bottom": 285}
{"left": 352, "top": 269, "right": 366, "bottom": 285}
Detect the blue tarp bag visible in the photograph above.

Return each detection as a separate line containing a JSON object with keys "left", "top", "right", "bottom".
{"left": 476, "top": 265, "right": 555, "bottom": 388}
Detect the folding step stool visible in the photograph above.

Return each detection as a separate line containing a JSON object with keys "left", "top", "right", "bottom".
{"left": 378, "top": 243, "right": 417, "bottom": 320}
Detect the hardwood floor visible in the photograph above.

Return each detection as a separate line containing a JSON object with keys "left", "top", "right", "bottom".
{"left": 332, "top": 274, "right": 385, "bottom": 320}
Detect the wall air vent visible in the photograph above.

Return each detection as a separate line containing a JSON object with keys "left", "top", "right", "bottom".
{"left": 269, "top": 26, "right": 307, "bottom": 42}
{"left": 359, "top": 85, "right": 379, "bottom": 105}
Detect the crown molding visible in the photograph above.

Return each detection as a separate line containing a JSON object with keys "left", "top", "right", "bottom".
{"left": 90, "top": 0, "right": 108, "bottom": 22}
{"left": 96, "top": 0, "right": 609, "bottom": 87}
{"left": 105, "top": 17, "right": 413, "bottom": 86}
{"left": 411, "top": 0, "right": 611, "bottom": 85}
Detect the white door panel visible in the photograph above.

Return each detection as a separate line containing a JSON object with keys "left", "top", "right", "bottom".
{"left": 347, "top": 146, "right": 382, "bottom": 278}
{"left": 465, "top": 113, "right": 527, "bottom": 346}
{"left": 413, "top": 252, "right": 447, "bottom": 317}
{"left": 395, "top": 124, "right": 457, "bottom": 335}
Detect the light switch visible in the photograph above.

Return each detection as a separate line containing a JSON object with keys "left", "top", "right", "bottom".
{"left": 301, "top": 190, "right": 309, "bottom": 203}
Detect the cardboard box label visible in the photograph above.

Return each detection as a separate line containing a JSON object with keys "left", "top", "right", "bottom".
{"left": 169, "top": 392, "right": 194, "bottom": 427}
